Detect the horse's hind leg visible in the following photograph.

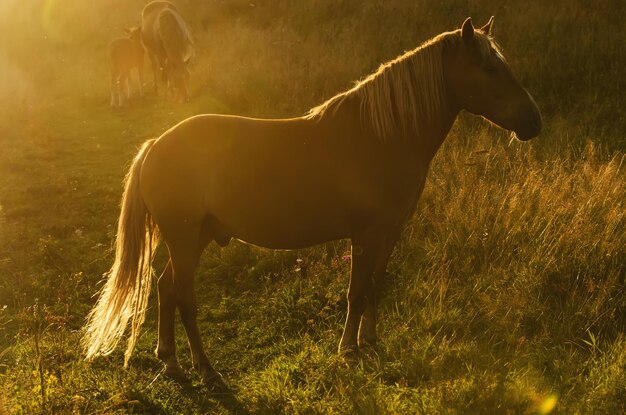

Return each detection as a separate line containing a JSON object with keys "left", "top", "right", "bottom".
{"left": 166, "top": 224, "right": 228, "bottom": 390}
{"left": 110, "top": 69, "right": 120, "bottom": 107}
{"left": 124, "top": 72, "right": 131, "bottom": 103}
{"left": 109, "top": 79, "right": 116, "bottom": 108}
{"left": 181, "top": 69, "right": 190, "bottom": 103}
{"left": 155, "top": 260, "right": 185, "bottom": 380}
{"left": 148, "top": 52, "right": 159, "bottom": 94}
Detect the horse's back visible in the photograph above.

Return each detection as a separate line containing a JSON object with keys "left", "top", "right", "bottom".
{"left": 141, "top": 1, "right": 192, "bottom": 61}
{"left": 141, "top": 1, "right": 175, "bottom": 54}
{"left": 139, "top": 115, "right": 312, "bottom": 245}
{"left": 142, "top": 115, "right": 312, "bottom": 181}
{"left": 142, "top": 0, "right": 177, "bottom": 20}
{"left": 108, "top": 38, "right": 142, "bottom": 72}
{"left": 157, "top": 8, "right": 193, "bottom": 61}
{"left": 140, "top": 114, "right": 397, "bottom": 249}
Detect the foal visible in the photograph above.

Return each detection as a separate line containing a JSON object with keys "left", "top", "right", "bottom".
{"left": 108, "top": 27, "right": 144, "bottom": 108}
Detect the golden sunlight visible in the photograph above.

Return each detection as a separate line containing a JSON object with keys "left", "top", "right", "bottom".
{"left": 0, "top": 1, "right": 623, "bottom": 413}
{"left": 41, "top": 0, "right": 88, "bottom": 43}
{"left": 537, "top": 394, "right": 559, "bottom": 414}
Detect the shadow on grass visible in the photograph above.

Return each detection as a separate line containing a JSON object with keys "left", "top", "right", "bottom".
{"left": 172, "top": 375, "right": 252, "bottom": 415}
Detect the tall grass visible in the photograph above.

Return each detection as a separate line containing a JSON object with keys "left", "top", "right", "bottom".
{"left": 0, "top": 0, "right": 624, "bottom": 413}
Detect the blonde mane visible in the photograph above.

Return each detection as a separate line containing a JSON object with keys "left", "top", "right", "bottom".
{"left": 306, "top": 30, "right": 495, "bottom": 141}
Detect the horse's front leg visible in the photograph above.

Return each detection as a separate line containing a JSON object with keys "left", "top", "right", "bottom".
{"left": 156, "top": 261, "right": 185, "bottom": 380}
{"left": 137, "top": 65, "right": 144, "bottom": 98}
{"left": 358, "top": 234, "right": 398, "bottom": 348}
{"left": 338, "top": 232, "right": 384, "bottom": 355}
{"left": 109, "top": 72, "right": 118, "bottom": 108}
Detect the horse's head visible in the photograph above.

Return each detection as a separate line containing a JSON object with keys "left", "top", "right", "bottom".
{"left": 444, "top": 17, "right": 541, "bottom": 141}
{"left": 125, "top": 27, "right": 142, "bottom": 43}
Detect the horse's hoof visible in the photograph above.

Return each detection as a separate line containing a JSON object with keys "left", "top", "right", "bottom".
{"left": 338, "top": 345, "right": 359, "bottom": 366}
{"left": 338, "top": 341, "right": 358, "bottom": 355}
{"left": 357, "top": 342, "right": 381, "bottom": 361}
{"left": 201, "top": 369, "right": 230, "bottom": 394}
{"left": 164, "top": 364, "right": 188, "bottom": 383}
{"left": 358, "top": 338, "right": 377, "bottom": 350}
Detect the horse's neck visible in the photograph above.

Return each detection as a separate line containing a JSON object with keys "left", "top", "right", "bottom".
{"left": 413, "top": 105, "right": 458, "bottom": 162}
{"left": 332, "top": 92, "right": 458, "bottom": 164}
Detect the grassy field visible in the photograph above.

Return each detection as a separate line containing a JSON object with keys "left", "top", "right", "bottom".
{"left": 0, "top": 0, "right": 624, "bottom": 413}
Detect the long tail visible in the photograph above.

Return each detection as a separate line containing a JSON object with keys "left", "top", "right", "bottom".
{"left": 83, "top": 138, "right": 159, "bottom": 367}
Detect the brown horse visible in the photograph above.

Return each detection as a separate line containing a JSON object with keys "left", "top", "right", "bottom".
{"left": 141, "top": 1, "right": 193, "bottom": 102}
{"left": 108, "top": 27, "right": 144, "bottom": 107}
{"left": 83, "top": 18, "right": 541, "bottom": 390}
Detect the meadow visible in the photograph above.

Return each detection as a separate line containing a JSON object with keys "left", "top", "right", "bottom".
{"left": 0, "top": 0, "right": 624, "bottom": 413}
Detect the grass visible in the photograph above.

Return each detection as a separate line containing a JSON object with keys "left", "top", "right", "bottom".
{"left": 0, "top": 0, "right": 624, "bottom": 413}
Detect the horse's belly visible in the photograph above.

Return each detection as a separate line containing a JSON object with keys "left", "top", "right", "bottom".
{"left": 211, "top": 200, "right": 356, "bottom": 249}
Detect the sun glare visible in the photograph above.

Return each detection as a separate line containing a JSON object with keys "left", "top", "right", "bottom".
{"left": 537, "top": 394, "right": 558, "bottom": 414}
{"left": 41, "top": 0, "right": 75, "bottom": 43}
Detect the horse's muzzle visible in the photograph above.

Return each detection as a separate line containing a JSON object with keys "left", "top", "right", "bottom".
{"left": 515, "top": 108, "right": 542, "bottom": 141}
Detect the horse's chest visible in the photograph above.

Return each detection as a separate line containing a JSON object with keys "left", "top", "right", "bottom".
{"left": 375, "top": 163, "right": 429, "bottom": 227}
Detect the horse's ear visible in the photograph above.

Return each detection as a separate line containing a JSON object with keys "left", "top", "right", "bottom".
{"left": 461, "top": 17, "right": 475, "bottom": 43}
{"left": 480, "top": 16, "right": 494, "bottom": 36}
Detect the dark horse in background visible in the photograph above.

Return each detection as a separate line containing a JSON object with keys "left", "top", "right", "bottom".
{"left": 141, "top": 0, "right": 194, "bottom": 102}
{"left": 83, "top": 18, "right": 541, "bottom": 390}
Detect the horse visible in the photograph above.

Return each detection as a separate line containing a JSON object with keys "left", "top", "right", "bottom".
{"left": 141, "top": 1, "right": 194, "bottom": 102}
{"left": 108, "top": 27, "right": 144, "bottom": 108}
{"left": 83, "top": 17, "right": 541, "bottom": 390}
